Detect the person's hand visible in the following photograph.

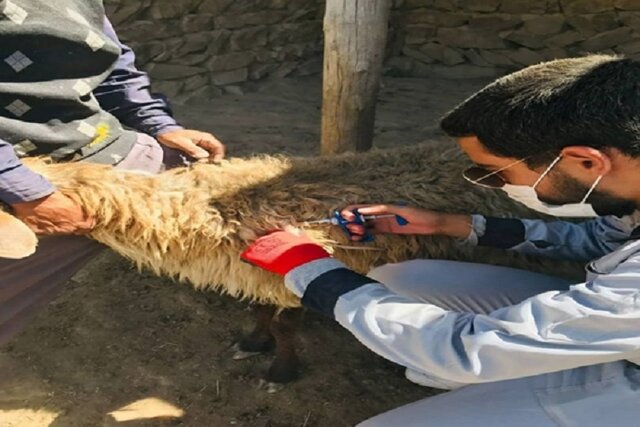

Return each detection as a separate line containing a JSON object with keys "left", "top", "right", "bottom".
{"left": 340, "top": 204, "right": 471, "bottom": 241}
{"left": 157, "top": 129, "right": 225, "bottom": 163}
{"left": 241, "top": 229, "right": 331, "bottom": 276}
{"left": 11, "top": 191, "right": 95, "bottom": 235}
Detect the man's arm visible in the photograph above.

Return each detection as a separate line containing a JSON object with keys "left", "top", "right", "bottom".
{"left": 0, "top": 140, "right": 55, "bottom": 204}
{"left": 93, "top": 18, "right": 183, "bottom": 137}
{"left": 472, "top": 214, "right": 637, "bottom": 261}
{"left": 286, "top": 256, "right": 640, "bottom": 385}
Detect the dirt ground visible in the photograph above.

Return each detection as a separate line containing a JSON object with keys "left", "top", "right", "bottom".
{"left": 0, "top": 75, "right": 491, "bottom": 427}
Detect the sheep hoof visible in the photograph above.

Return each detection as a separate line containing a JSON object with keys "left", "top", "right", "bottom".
{"left": 231, "top": 343, "right": 264, "bottom": 360}
{"left": 256, "top": 379, "right": 285, "bottom": 393}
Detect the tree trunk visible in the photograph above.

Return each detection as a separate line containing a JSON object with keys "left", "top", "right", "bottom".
{"left": 321, "top": 0, "right": 391, "bottom": 155}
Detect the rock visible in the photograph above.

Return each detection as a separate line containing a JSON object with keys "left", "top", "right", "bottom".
{"left": 178, "top": 53, "right": 210, "bottom": 66}
{"left": 150, "top": 0, "right": 201, "bottom": 19}
{"left": 403, "top": 46, "right": 436, "bottom": 63}
{"left": 150, "top": 80, "right": 184, "bottom": 99}
{"left": 615, "top": 39, "right": 640, "bottom": 54}
{"left": 523, "top": 14, "right": 566, "bottom": 35}
{"left": 500, "top": 0, "right": 549, "bottom": 14}
{"left": 206, "top": 52, "right": 255, "bottom": 72}
{"left": 479, "top": 49, "right": 516, "bottom": 67}
{"left": 179, "top": 33, "right": 212, "bottom": 55}
{"left": 214, "top": 11, "right": 287, "bottom": 29}
{"left": 538, "top": 47, "right": 570, "bottom": 60}
{"left": 503, "top": 30, "right": 546, "bottom": 49}
{"left": 182, "top": 73, "right": 210, "bottom": 92}
{"left": 618, "top": 12, "right": 640, "bottom": 28}
{"left": 223, "top": 85, "right": 245, "bottom": 96}
{"left": 580, "top": 27, "right": 633, "bottom": 51}
{"left": 437, "top": 26, "right": 506, "bottom": 49}
{"left": 128, "top": 41, "right": 165, "bottom": 65}
{"left": 560, "top": 0, "right": 616, "bottom": 16}
{"left": 295, "top": 57, "right": 323, "bottom": 76}
{"left": 469, "top": 15, "right": 522, "bottom": 31}
{"left": 404, "top": 0, "right": 436, "bottom": 7}
{"left": 404, "top": 25, "right": 437, "bottom": 45}
{"left": 461, "top": 49, "right": 492, "bottom": 67}
{"left": 230, "top": 26, "right": 269, "bottom": 51}
{"left": 384, "top": 57, "right": 415, "bottom": 75}
{"left": 456, "top": 0, "right": 501, "bottom": 12}
{"left": 205, "top": 31, "right": 231, "bottom": 56}
{"left": 109, "top": 2, "right": 143, "bottom": 26}
{"left": 568, "top": 12, "right": 620, "bottom": 35}
{"left": 180, "top": 14, "right": 215, "bottom": 33}
{"left": 544, "top": 30, "right": 585, "bottom": 47}
{"left": 249, "top": 63, "right": 279, "bottom": 80}
{"left": 211, "top": 68, "right": 249, "bottom": 85}
{"left": 615, "top": 0, "right": 640, "bottom": 10}
{"left": 179, "top": 85, "right": 224, "bottom": 105}
{"left": 272, "top": 61, "right": 298, "bottom": 78}
{"left": 198, "top": 0, "right": 233, "bottom": 15}
{"left": 412, "top": 63, "right": 502, "bottom": 79}
{"left": 153, "top": 38, "right": 185, "bottom": 62}
{"left": 504, "top": 47, "right": 546, "bottom": 66}
{"left": 432, "top": 0, "right": 457, "bottom": 10}
{"left": 405, "top": 10, "right": 470, "bottom": 27}
{"left": 418, "top": 43, "right": 465, "bottom": 65}
{"left": 147, "top": 63, "right": 207, "bottom": 80}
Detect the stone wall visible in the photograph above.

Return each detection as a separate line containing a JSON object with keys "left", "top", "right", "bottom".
{"left": 105, "top": 0, "right": 324, "bottom": 102}
{"left": 386, "top": 0, "right": 640, "bottom": 79}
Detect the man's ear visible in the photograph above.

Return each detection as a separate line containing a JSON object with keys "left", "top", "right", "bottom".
{"left": 0, "top": 210, "right": 38, "bottom": 259}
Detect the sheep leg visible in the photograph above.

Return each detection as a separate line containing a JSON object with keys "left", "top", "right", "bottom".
{"left": 232, "top": 304, "right": 276, "bottom": 360}
{"left": 264, "top": 308, "right": 303, "bottom": 388}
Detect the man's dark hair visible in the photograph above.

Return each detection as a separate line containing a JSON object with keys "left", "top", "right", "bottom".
{"left": 440, "top": 55, "right": 640, "bottom": 166}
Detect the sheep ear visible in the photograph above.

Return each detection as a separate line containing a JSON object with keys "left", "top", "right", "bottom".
{"left": 0, "top": 210, "right": 38, "bottom": 259}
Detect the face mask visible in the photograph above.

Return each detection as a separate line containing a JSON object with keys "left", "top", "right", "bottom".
{"left": 501, "top": 156, "right": 603, "bottom": 217}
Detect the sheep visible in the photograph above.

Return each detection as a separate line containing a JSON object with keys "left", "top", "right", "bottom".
{"left": 1, "top": 141, "right": 584, "bottom": 387}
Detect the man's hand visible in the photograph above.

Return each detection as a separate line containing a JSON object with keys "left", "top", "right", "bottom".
{"left": 11, "top": 192, "right": 95, "bottom": 235}
{"left": 157, "top": 129, "right": 226, "bottom": 163}
{"left": 340, "top": 204, "right": 472, "bottom": 241}
{"left": 241, "top": 229, "right": 331, "bottom": 276}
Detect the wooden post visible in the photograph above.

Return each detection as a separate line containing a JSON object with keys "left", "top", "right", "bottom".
{"left": 321, "top": 0, "right": 391, "bottom": 155}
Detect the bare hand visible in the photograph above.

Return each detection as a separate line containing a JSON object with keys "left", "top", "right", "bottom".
{"left": 12, "top": 192, "right": 95, "bottom": 235}
{"left": 157, "top": 129, "right": 226, "bottom": 163}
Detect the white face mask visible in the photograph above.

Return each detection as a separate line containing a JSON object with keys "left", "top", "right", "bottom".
{"left": 471, "top": 156, "right": 602, "bottom": 218}
{"left": 479, "top": 156, "right": 604, "bottom": 217}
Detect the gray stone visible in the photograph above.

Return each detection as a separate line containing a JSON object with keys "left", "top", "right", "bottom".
{"left": 560, "top": 0, "right": 616, "bottom": 16}
{"left": 500, "top": 0, "right": 548, "bottom": 14}
{"left": 205, "top": 31, "right": 231, "bottom": 56}
{"left": 272, "top": 61, "right": 298, "bottom": 78}
{"left": 437, "top": 26, "right": 506, "bottom": 49}
{"left": 150, "top": 0, "right": 201, "bottom": 19}
{"left": 230, "top": 26, "right": 269, "bottom": 51}
{"left": 504, "top": 47, "right": 546, "bottom": 66}
{"left": 404, "top": 0, "right": 436, "bottom": 7}
{"left": 616, "top": 0, "right": 640, "bottom": 10}
{"left": 412, "top": 63, "right": 502, "bottom": 79}
{"left": 523, "top": 14, "right": 566, "bottom": 35}
{"left": 295, "top": 57, "right": 323, "bottom": 76}
{"left": 479, "top": 49, "right": 516, "bottom": 67}
{"left": 150, "top": 80, "right": 184, "bottom": 99}
{"left": 461, "top": 49, "right": 492, "bottom": 67}
{"left": 544, "top": 30, "right": 585, "bottom": 47}
{"left": 503, "top": 30, "right": 546, "bottom": 48}
{"left": 214, "top": 11, "right": 287, "bottom": 29}
{"left": 404, "top": 25, "right": 437, "bottom": 45}
{"left": 223, "top": 85, "right": 245, "bottom": 96}
{"left": 457, "top": 0, "right": 501, "bottom": 12}
{"left": 178, "top": 53, "right": 210, "bottom": 66}
{"left": 183, "top": 73, "right": 210, "bottom": 92}
{"left": 568, "top": 12, "right": 620, "bottom": 35}
{"left": 469, "top": 15, "right": 522, "bottom": 31}
{"left": 418, "top": 43, "right": 465, "bottom": 65}
{"left": 403, "top": 46, "right": 436, "bottom": 63}
{"left": 147, "top": 63, "right": 207, "bottom": 80}
{"left": 109, "top": 2, "right": 143, "bottom": 26}
{"left": 127, "top": 41, "right": 165, "bottom": 65}
{"left": 615, "top": 39, "right": 640, "bottom": 54}
{"left": 198, "top": 0, "right": 233, "bottom": 15}
{"left": 211, "top": 68, "right": 249, "bottom": 85}
{"left": 405, "top": 10, "right": 470, "bottom": 27}
{"left": 618, "top": 12, "right": 640, "bottom": 28}
{"left": 179, "top": 86, "right": 224, "bottom": 105}
{"left": 206, "top": 52, "right": 255, "bottom": 72}
{"left": 179, "top": 33, "right": 212, "bottom": 55}
{"left": 384, "top": 57, "right": 415, "bottom": 75}
{"left": 432, "top": 0, "right": 457, "bottom": 10}
{"left": 153, "top": 38, "right": 185, "bottom": 62}
{"left": 249, "top": 63, "right": 279, "bottom": 80}
{"left": 180, "top": 14, "right": 215, "bottom": 33}
{"left": 580, "top": 27, "right": 633, "bottom": 51}
{"left": 538, "top": 47, "right": 570, "bottom": 60}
